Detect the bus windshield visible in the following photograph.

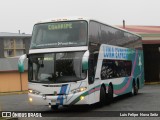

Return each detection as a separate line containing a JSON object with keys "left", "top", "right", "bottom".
{"left": 28, "top": 51, "right": 87, "bottom": 83}
{"left": 30, "top": 21, "right": 88, "bottom": 49}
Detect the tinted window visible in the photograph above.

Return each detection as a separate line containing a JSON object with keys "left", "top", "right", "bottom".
{"left": 101, "top": 60, "right": 132, "bottom": 80}
{"left": 88, "top": 21, "right": 101, "bottom": 84}
{"left": 100, "top": 24, "right": 140, "bottom": 47}
{"left": 89, "top": 20, "right": 141, "bottom": 48}
{"left": 101, "top": 25, "right": 127, "bottom": 45}
{"left": 89, "top": 21, "right": 101, "bottom": 44}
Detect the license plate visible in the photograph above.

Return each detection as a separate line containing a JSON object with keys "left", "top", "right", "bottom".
{"left": 51, "top": 99, "right": 56, "bottom": 102}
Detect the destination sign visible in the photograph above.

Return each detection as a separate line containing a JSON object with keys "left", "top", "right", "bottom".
{"left": 48, "top": 23, "right": 72, "bottom": 30}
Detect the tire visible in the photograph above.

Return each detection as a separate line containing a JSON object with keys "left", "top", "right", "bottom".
{"left": 134, "top": 82, "right": 138, "bottom": 95}
{"left": 51, "top": 105, "right": 59, "bottom": 110}
{"left": 99, "top": 86, "right": 107, "bottom": 107}
{"left": 131, "top": 82, "right": 138, "bottom": 96}
{"left": 106, "top": 85, "right": 113, "bottom": 104}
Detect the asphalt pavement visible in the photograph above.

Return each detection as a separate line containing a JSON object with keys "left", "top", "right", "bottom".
{"left": 0, "top": 84, "right": 160, "bottom": 120}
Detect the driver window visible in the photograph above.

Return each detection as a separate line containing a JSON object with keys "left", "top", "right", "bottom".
{"left": 88, "top": 54, "right": 95, "bottom": 84}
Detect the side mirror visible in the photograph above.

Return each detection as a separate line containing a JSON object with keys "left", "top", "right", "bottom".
{"left": 18, "top": 54, "right": 27, "bottom": 73}
{"left": 82, "top": 51, "right": 89, "bottom": 71}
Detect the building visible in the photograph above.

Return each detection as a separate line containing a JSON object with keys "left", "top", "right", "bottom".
{"left": 0, "top": 57, "right": 28, "bottom": 92}
{"left": 0, "top": 32, "right": 31, "bottom": 58}
{"left": 119, "top": 25, "right": 160, "bottom": 82}
{"left": 0, "top": 32, "right": 31, "bottom": 92}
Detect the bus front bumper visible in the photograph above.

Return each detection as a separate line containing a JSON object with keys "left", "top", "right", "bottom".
{"left": 28, "top": 93, "right": 88, "bottom": 106}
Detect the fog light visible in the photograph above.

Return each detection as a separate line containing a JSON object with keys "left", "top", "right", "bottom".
{"left": 29, "top": 97, "right": 33, "bottom": 102}
{"left": 42, "top": 95, "right": 46, "bottom": 100}
{"left": 80, "top": 96, "right": 85, "bottom": 100}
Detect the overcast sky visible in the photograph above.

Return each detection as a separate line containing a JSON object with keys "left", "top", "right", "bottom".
{"left": 0, "top": 0, "right": 160, "bottom": 34}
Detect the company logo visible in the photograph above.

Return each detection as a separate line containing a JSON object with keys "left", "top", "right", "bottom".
{"left": 2, "top": 112, "right": 11, "bottom": 117}
{"left": 103, "top": 46, "right": 128, "bottom": 59}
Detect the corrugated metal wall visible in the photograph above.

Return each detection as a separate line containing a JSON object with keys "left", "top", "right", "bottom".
{"left": 143, "top": 44, "right": 160, "bottom": 82}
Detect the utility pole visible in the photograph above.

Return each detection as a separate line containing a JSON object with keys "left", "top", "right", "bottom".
{"left": 20, "top": 73, "right": 22, "bottom": 91}
{"left": 123, "top": 20, "right": 125, "bottom": 29}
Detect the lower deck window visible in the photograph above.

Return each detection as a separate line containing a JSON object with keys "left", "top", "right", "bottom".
{"left": 101, "top": 59, "right": 132, "bottom": 80}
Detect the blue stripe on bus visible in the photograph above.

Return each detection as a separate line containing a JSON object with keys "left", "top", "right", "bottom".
{"left": 57, "top": 84, "right": 68, "bottom": 105}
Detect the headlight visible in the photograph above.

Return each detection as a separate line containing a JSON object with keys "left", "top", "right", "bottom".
{"left": 71, "top": 87, "right": 87, "bottom": 94}
{"left": 29, "top": 97, "right": 33, "bottom": 102}
{"left": 28, "top": 89, "right": 41, "bottom": 95}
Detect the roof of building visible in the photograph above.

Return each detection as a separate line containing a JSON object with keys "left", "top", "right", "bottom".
{"left": 0, "top": 32, "right": 31, "bottom": 37}
{"left": 117, "top": 25, "right": 160, "bottom": 44}
{"left": 0, "top": 58, "right": 28, "bottom": 72}
{"left": 118, "top": 25, "right": 160, "bottom": 35}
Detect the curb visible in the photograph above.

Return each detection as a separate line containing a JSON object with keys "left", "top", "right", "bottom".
{"left": 145, "top": 82, "right": 160, "bottom": 85}
{"left": 0, "top": 91, "right": 28, "bottom": 96}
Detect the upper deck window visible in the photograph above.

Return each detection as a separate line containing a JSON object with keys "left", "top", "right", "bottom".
{"left": 30, "top": 21, "right": 88, "bottom": 49}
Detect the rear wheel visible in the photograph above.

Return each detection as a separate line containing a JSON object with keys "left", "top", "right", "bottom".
{"left": 134, "top": 82, "right": 138, "bottom": 95}
{"left": 106, "top": 85, "right": 113, "bottom": 104}
{"left": 131, "top": 81, "right": 138, "bottom": 96}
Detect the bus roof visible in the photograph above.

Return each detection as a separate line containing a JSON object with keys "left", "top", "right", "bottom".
{"left": 36, "top": 16, "right": 89, "bottom": 24}
{"left": 35, "top": 16, "right": 141, "bottom": 38}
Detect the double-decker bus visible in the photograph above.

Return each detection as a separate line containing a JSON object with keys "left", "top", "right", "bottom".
{"left": 18, "top": 17, "right": 144, "bottom": 110}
